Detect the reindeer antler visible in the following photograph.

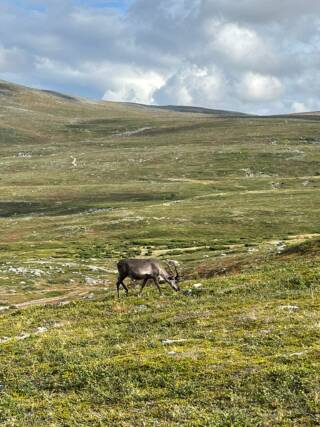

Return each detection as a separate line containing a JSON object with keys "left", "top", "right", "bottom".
{"left": 164, "top": 260, "right": 175, "bottom": 276}
{"left": 166, "top": 259, "right": 180, "bottom": 278}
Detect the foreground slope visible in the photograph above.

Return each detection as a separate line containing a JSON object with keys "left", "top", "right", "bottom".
{"left": 0, "top": 253, "right": 319, "bottom": 426}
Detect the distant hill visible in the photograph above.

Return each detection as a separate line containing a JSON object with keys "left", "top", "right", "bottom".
{"left": 0, "top": 80, "right": 248, "bottom": 117}
{"left": 2, "top": 79, "right": 320, "bottom": 118}
{"left": 123, "top": 102, "right": 250, "bottom": 117}
{"left": 153, "top": 104, "right": 250, "bottom": 116}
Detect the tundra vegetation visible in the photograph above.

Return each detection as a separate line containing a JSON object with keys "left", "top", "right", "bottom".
{"left": 0, "top": 80, "right": 319, "bottom": 425}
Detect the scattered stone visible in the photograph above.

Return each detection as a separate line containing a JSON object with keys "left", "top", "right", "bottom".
{"left": 279, "top": 305, "right": 299, "bottom": 311}
{"left": 162, "top": 339, "right": 188, "bottom": 345}
{"left": 52, "top": 322, "right": 64, "bottom": 328}
{"left": 135, "top": 304, "right": 148, "bottom": 312}
{"left": 58, "top": 301, "right": 71, "bottom": 306}
{"left": 85, "top": 277, "right": 97, "bottom": 285}
{"left": 16, "top": 332, "right": 31, "bottom": 340}
{"left": 289, "top": 351, "right": 307, "bottom": 357}
{"left": 241, "top": 168, "right": 254, "bottom": 177}
{"left": 71, "top": 156, "right": 77, "bottom": 167}
{"left": 193, "top": 283, "right": 203, "bottom": 289}
{"left": 35, "top": 326, "right": 47, "bottom": 334}
{"left": 8, "top": 267, "right": 45, "bottom": 277}
{"left": 274, "top": 241, "right": 286, "bottom": 253}
{"left": 88, "top": 266, "right": 100, "bottom": 272}
{"left": 17, "top": 152, "right": 32, "bottom": 158}
{"left": 248, "top": 247, "right": 258, "bottom": 253}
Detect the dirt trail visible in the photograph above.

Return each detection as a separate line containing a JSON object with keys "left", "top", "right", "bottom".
{"left": 114, "top": 127, "right": 152, "bottom": 137}
{"left": 12, "top": 288, "right": 92, "bottom": 309}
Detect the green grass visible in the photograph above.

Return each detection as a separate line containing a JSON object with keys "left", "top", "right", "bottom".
{"left": 0, "top": 80, "right": 320, "bottom": 425}
{"left": 0, "top": 256, "right": 319, "bottom": 426}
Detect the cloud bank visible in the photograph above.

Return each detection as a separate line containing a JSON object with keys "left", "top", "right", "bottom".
{"left": 0, "top": 0, "right": 319, "bottom": 114}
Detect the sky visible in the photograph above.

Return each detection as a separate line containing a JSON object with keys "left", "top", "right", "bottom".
{"left": 1, "top": 0, "right": 320, "bottom": 114}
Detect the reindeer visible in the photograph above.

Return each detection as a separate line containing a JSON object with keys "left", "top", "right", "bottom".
{"left": 116, "top": 258, "right": 180, "bottom": 297}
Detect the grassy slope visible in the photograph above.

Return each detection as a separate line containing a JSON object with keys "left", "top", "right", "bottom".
{"left": 0, "top": 255, "right": 319, "bottom": 426}
{"left": 0, "top": 80, "right": 320, "bottom": 425}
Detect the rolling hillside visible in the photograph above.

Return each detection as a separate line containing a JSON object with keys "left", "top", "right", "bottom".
{"left": 0, "top": 80, "right": 319, "bottom": 425}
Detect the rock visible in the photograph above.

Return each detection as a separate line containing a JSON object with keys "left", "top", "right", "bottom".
{"left": 58, "top": 301, "right": 71, "bottom": 306}
{"left": 135, "top": 304, "right": 147, "bottom": 312}
{"left": 162, "top": 339, "right": 188, "bottom": 345}
{"left": 248, "top": 247, "right": 258, "bottom": 253}
{"left": 85, "top": 277, "right": 97, "bottom": 285}
{"left": 16, "top": 332, "right": 31, "bottom": 340}
{"left": 35, "top": 326, "right": 47, "bottom": 334}
{"left": 289, "top": 351, "right": 307, "bottom": 357}
{"left": 8, "top": 267, "right": 45, "bottom": 277}
{"left": 279, "top": 305, "right": 299, "bottom": 311}
{"left": 71, "top": 156, "right": 77, "bottom": 167}
{"left": 193, "top": 283, "right": 203, "bottom": 289}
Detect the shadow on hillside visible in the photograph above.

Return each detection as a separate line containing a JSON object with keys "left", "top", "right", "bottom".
{"left": 0, "top": 201, "right": 91, "bottom": 217}
{"left": 0, "top": 192, "right": 179, "bottom": 217}
{"left": 41, "top": 90, "right": 78, "bottom": 102}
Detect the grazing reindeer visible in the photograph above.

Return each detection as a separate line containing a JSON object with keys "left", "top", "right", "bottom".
{"left": 116, "top": 258, "right": 180, "bottom": 297}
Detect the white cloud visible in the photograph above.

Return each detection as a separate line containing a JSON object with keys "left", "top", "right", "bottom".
{"left": 291, "top": 99, "right": 320, "bottom": 113}
{"left": 154, "top": 65, "right": 226, "bottom": 107}
{"left": 35, "top": 56, "right": 164, "bottom": 104}
{"left": 237, "top": 72, "right": 284, "bottom": 101}
{"left": 102, "top": 69, "right": 165, "bottom": 104}
{"left": 0, "top": 0, "right": 320, "bottom": 114}
{"left": 291, "top": 101, "right": 307, "bottom": 113}
{"left": 0, "top": 45, "right": 26, "bottom": 72}
{"left": 212, "top": 23, "right": 272, "bottom": 68}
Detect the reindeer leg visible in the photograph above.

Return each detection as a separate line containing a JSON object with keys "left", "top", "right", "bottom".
{"left": 116, "top": 274, "right": 127, "bottom": 298}
{"left": 139, "top": 278, "right": 148, "bottom": 295}
{"left": 121, "top": 281, "right": 129, "bottom": 296}
{"left": 153, "top": 276, "right": 162, "bottom": 295}
{"left": 116, "top": 278, "right": 121, "bottom": 298}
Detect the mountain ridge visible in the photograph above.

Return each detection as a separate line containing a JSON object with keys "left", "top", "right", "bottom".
{"left": 3, "top": 78, "right": 319, "bottom": 117}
